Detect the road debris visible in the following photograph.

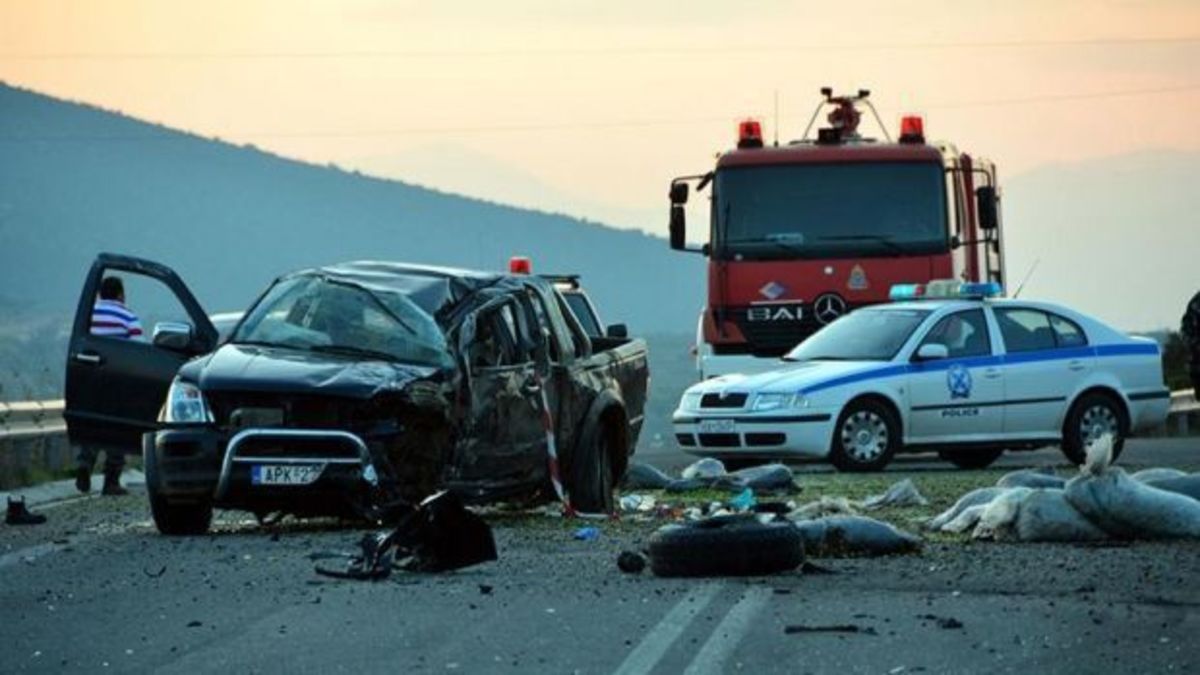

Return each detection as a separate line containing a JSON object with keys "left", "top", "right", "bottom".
{"left": 621, "top": 460, "right": 800, "bottom": 494}
{"left": 784, "top": 624, "right": 877, "bottom": 635}
{"left": 313, "top": 491, "right": 497, "bottom": 580}
{"left": 573, "top": 526, "right": 600, "bottom": 541}
{"left": 616, "top": 551, "right": 647, "bottom": 574}
{"left": 860, "top": 478, "right": 928, "bottom": 509}
{"left": 5, "top": 497, "right": 46, "bottom": 525}
{"left": 791, "top": 515, "right": 923, "bottom": 557}
{"left": 647, "top": 514, "right": 804, "bottom": 577}
{"left": 996, "top": 467, "right": 1065, "bottom": 489}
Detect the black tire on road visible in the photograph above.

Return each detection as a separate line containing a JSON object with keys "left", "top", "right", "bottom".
{"left": 648, "top": 515, "right": 804, "bottom": 577}
{"left": 938, "top": 448, "right": 1004, "bottom": 470}
{"left": 1060, "top": 392, "right": 1127, "bottom": 465}
{"left": 570, "top": 421, "right": 615, "bottom": 514}
{"left": 830, "top": 399, "right": 901, "bottom": 472}
{"left": 144, "top": 434, "right": 213, "bottom": 536}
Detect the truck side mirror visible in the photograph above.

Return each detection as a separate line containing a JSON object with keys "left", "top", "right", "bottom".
{"left": 669, "top": 182, "right": 689, "bottom": 205}
{"left": 976, "top": 185, "right": 998, "bottom": 231}
{"left": 669, "top": 205, "right": 686, "bottom": 250}
{"left": 152, "top": 321, "right": 194, "bottom": 352}
{"left": 605, "top": 323, "right": 628, "bottom": 339}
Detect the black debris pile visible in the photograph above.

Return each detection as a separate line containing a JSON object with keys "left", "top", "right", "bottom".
{"left": 314, "top": 491, "right": 497, "bottom": 580}
{"left": 647, "top": 514, "right": 804, "bottom": 577}
{"left": 622, "top": 458, "right": 800, "bottom": 494}
{"left": 5, "top": 496, "right": 46, "bottom": 525}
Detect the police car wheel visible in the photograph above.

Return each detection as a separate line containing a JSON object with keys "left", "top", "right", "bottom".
{"left": 830, "top": 400, "right": 899, "bottom": 472}
{"left": 1061, "top": 392, "right": 1127, "bottom": 465}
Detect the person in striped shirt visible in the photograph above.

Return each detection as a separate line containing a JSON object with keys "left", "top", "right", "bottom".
{"left": 76, "top": 276, "right": 141, "bottom": 495}
{"left": 90, "top": 276, "right": 143, "bottom": 340}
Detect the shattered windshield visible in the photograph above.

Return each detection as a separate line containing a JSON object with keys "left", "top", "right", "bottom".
{"left": 785, "top": 308, "right": 931, "bottom": 361}
{"left": 231, "top": 274, "right": 454, "bottom": 369}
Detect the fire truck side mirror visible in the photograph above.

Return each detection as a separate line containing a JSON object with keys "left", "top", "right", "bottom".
{"left": 669, "top": 205, "right": 686, "bottom": 250}
{"left": 976, "top": 186, "right": 999, "bottom": 231}
{"left": 669, "top": 182, "right": 689, "bottom": 205}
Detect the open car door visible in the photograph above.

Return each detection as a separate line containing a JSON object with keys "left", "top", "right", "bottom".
{"left": 64, "top": 253, "right": 217, "bottom": 452}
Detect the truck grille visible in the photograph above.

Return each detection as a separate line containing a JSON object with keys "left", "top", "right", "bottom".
{"left": 208, "top": 392, "right": 384, "bottom": 432}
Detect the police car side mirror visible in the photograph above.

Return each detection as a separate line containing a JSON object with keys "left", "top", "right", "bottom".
{"left": 914, "top": 343, "right": 950, "bottom": 362}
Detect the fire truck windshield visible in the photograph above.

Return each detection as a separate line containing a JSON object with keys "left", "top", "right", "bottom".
{"left": 713, "top": 161, "right": 948, "bottom": 260}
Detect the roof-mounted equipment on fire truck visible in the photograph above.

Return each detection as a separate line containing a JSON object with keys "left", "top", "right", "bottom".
{"left": 803, "top": 87, "right": 892, "bottom": 145}
{"left": 889, "top": 280, "right": 1003, "bottom": 301}
{"left": 899, "top": 115, "right": 925, "bottom": 144}
{"left": 509, "top": 256, "right": 532, "bottom": 275}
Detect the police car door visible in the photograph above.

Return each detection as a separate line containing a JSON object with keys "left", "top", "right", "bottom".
{"left": 906, "top": 308, "right": 1004, "bottom": 442}
{"left": 994, "top": 307, "right": 1094, "bottom": 437}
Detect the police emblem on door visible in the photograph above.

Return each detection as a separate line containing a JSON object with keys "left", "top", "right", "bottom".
{"left": 947, "top": 364, "right": 972, "bottom": 399}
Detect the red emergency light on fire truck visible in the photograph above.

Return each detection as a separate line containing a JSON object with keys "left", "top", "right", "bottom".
{"left": 668, "top": 87, "right": 1005, "bottom": 379}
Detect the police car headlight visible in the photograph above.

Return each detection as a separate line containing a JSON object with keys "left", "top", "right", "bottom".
{"left": 681, "top": 392, "right": 703, "bottom": 410}
{"left": 752, "top": 393, "right": 792, "bottom": 412}
{"left": 163, "top": 378, "right": 213, "bottom": 424}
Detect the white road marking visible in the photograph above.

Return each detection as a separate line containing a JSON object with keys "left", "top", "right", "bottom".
{"left": 681, "top": 586, "right": 772, "bottom": 675}
{"left": 611, "top": 582, "right": 724, "bottom": 675}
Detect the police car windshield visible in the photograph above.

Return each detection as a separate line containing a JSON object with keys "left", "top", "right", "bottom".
{"left": 784, "top": 308, "right": 931, "bottom": 362}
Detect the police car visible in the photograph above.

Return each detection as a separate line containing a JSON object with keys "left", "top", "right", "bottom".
{"left": 672, "top": 281, "right": 1171, "bottom": 471}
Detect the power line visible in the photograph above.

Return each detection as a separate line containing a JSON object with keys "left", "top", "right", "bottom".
{"left": 2, "top": 35, "right": 1200, "bottom": 61}
{"left": 0, "top": 83, "right": 1196, "bottom": 143}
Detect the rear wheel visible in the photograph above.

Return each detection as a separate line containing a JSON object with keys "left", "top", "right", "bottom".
{"left": 938, "top": 448, "right": 1004, "bottom": 470}
{"left": 1061, "top": 392, "right": 1127, "bottom": 465}
{"left": 570, "top": 421, "right": 615, "bottom": 514}
{"left": 830, "top": 399, "right": 900, "bottom": 472}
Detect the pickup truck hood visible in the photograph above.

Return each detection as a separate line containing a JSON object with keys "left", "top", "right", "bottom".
{"left": 182, "top": 343, "right": 440, "bottom": 399}
{"left": 700, "top": 359, "right": 894, "bottom": 395}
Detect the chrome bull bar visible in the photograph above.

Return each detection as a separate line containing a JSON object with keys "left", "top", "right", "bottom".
{"left": 215, "top": 427, "right": 379, "bottom": 501}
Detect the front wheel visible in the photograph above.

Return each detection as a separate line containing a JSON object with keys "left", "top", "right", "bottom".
{"left": 829, "top": 399, "right": 900, "bottom": 472}
{"left": 1061, "top": 392, "right": 1127, "bottom": 465}
{"left": 145, "top": 433, "right": 212, "bottom": 535}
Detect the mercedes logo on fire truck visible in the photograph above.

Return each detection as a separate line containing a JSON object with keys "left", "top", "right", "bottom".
{"left": 813, "top": 293, "right": 847, "bottom": 324}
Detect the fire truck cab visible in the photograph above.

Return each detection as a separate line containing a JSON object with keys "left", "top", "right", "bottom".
{"left": 669, "top": 88, "right": 1005, "bottom": 380}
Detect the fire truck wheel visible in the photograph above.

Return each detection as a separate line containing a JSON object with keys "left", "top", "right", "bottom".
{"left": 830, "top": 399, "right": 900, "bottom": 472}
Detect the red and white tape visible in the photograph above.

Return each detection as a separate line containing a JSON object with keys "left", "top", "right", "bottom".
{"left": 534, "top": 374, "right": 576, "bottom": 517}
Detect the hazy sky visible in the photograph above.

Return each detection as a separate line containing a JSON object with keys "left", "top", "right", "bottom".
{"left": 2, "top": 1, "right": 1199, "bottom": 328}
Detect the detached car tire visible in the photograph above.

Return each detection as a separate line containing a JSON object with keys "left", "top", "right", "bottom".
{"left": 1061, "top": 392, "right": 1127, "bottom": 465}
{"left": 938, "top": 448, "right": 1004, "bottom": 470}
{"left": 648, "top": 515, "right": 804, "bottom": 577}
{"left": 144, "top": 434, "right": 213, "bottom": 535}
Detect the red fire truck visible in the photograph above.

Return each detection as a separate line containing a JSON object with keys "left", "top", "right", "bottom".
{"left": 669, "top": 88, "right": 1006, "bottom": 379}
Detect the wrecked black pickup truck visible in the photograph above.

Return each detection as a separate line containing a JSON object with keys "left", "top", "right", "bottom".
{"left": 63, "top": 254, "right": 648, "bottom": 534}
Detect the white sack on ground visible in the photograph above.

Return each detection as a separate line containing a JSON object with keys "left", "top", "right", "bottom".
{"left": 925, "top": 486, "right": 1008, "bottom": 531}
{"left": 860, "top": 479, "right": 929, "bottom": 510}
{"left": 1129, "top": 467, "right": 1188, "bottom": 483}
{"left": 996, "top": 468, "right": 1065, "bottom": 490}
{"left": 972, "top": 488, "right": 1106, "bottom": 542}
{"left": 681, "top": 458, "right": 726, "bottom": 480}
{"left": 1064, "top": 436, "right": 1200, "bottom": 540}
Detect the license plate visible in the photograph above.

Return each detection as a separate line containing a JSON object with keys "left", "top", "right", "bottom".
{"left": 251, "top": 464, "right": 325, "bottom": 486}
{"left": 698, "top": 419, "right": 736, "bottom": 434}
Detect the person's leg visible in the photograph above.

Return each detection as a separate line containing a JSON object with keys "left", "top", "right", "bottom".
{"left": 101, "top": 449, "right": 128, "bottom": 496}
{"left": 75, "top": 444, "right": 98, "bottom": 493}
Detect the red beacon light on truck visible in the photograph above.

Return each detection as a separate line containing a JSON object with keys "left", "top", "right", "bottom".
{"left": 737, "top": 119, "right": 764, "bottom": 149}
{"left": 509, "top": 256, "right": 532, "bottom": 275}
{"left": 899, "top": 115, "right": 925, "bottom": 144}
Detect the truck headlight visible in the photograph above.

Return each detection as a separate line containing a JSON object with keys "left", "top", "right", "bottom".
{"left": 752, "top": 393, "right": 809, "bottom": 412}
{"left": 163, "top": 378, "right": 213, "bottom": 424}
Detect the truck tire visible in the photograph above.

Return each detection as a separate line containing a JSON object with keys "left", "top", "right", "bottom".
{"left": 829, "top": 399, "right": 900, "bottom": 472}
{"left": 1061, "top": 392, "right": 1127, "bottom": 465}
{"left": 938, "top": 448, "right": 1004, "bottom": 470}
{"left": 570, "top": 420, "right": 615, "bottom": 514}
{"left": 144, "top": 434, "right": 212, "bottom": 536}
{"left": 648, "top": 515, "right": 804, "bottom": 577}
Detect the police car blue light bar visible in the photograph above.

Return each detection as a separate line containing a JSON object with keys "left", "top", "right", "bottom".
{"left": 889, "top": 280, "right": 1002, "bottom": 301}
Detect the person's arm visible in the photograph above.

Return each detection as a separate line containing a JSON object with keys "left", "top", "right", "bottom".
{"left": 127, "top": 311, "right": 144, "bottom": 340}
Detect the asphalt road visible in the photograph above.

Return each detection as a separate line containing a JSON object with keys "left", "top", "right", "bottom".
{"left": 2, "top": 437, "right": 1198, "bottom": 674}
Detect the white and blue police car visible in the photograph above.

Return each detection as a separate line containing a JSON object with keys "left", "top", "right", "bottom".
{"left": 672, "top": 281, "right": 1171, "bottom": 471}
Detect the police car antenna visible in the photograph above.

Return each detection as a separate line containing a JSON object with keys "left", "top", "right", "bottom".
{"left": 1013, "top": 258, "right": 1040, "bottom": 299}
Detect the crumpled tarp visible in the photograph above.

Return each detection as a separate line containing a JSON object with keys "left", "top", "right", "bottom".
{"left": 860, "top": 478, "right": 929, "bottom": 510}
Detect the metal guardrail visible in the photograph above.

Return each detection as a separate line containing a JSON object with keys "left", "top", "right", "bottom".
{"left": 0, "top": 399, "right": 66, "bottom": 439}
{"left": 0, "top": 391, "right": 1197, "bottom": 441}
